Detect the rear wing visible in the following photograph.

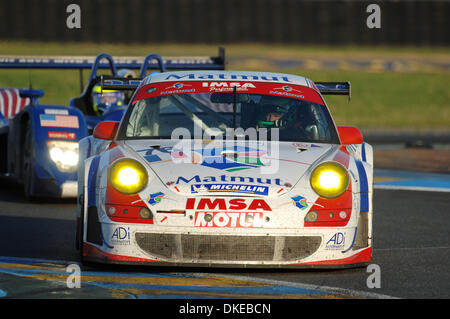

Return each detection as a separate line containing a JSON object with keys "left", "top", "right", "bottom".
{"left": 0, "top": 48, "right": 226, "bottom": 92}
{"left": 101, "top": 77, "right": 143, "bottom": 91}
{"left": 0, "top": 48, "right": 225, "bottom": 72}
{"left": 315, "top": 82, "right": 351, "bottom": 101}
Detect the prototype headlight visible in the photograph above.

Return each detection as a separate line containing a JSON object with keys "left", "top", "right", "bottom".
{"left": 47, "top": 140, "right": 79, "bottom": 172}
{"left": 109, "top": 159, "right": 148, "bottom": 194}
{"left": 310, "top": 162, "right": 349, "bottom": 198}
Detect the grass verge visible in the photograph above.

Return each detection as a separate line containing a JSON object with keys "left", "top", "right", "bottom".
{"left": 0, "top": 42, "right": 449, "bottom": 130}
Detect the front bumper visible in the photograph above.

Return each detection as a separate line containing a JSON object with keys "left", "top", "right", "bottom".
{"left": 82, "top": 222, "right": 372, "bottom": 268}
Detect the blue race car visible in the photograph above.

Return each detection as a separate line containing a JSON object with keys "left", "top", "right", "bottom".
{"left": 0, "top": 50, "right": 225, "bottom": 199}
{"left": 0, "top": 88, "right": 88, "bottom": 199}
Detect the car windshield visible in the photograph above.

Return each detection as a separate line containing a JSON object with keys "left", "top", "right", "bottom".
{"left": 122, "top": 82, "right": 339, "bottom": 143}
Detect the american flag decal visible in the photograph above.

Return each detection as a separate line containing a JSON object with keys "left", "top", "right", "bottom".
{"left": 40, "top": 114, "right": 79, "bottom": 128}
{"left": 0, "top": 88, "right": 30, "bottom": 119}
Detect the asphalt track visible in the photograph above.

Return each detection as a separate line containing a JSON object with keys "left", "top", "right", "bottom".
{"left": 0, "top": 170, "right": 449, "bottom": 299}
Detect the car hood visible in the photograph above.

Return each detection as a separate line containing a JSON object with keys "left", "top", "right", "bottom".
{"left": 122, "top": 139, "right": 336, "bottom": 197}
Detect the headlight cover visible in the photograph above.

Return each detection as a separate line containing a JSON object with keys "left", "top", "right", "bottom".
{"left": 310, "top": 162, "right": 349, "bottom": 198}
{"left": 109, "top": 159, "right": 148, "bottom": 194}
{"left": 47, "top": 140, "right": 79, "bottom": 172}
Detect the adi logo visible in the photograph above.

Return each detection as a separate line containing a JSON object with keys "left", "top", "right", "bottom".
{"left": 325, "top": 232, "right": 346, "bottom": 250}
{"left": 110, "top": 227, "right": 131, "bottom": 246}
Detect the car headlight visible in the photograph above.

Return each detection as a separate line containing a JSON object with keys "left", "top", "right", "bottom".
{"left": 109, "top": 159, "right": 148, "bottom": 194}
{"left": 310, "top": 162, "right": 349, "bottom": 198}
{"left": 47, "top": 140, "right": 79, "bottom": 172}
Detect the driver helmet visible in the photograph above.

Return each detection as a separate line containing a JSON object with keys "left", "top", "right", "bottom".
{"left": 258, "top": 104, "right": 289, "bottom": 128}
{"left": 92, "top": 84, "right": 125, "bottom": 115}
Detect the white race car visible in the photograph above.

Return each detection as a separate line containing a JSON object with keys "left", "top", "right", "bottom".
{"left": 76, "top": 70, "right": 373, "bottom": 268}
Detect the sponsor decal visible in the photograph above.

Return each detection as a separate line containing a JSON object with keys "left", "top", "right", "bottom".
{"left": 47, "top": 131, "right": 76, "bottom": 139}
{"left": 269, "top": 90, "right": 304, "bottom": 99}
{"left": 325, "top": 232, "right": 346, "bottom": 250}
{"left": 148, "top": 192, "right": 164, "bottom": 206}
{"left": 291, "top": 195, "right": 309, "bottom": 210}
{"left": 202, "top": 81, "right": 256, "bottom": 92}
{"left": 160, "top": 89, "right": 195, "bottom": 95}
{"left": 191, "top": 184, "right": 208, "bottom": 193}
{"left": 177, "top": 175, "right": 283, "bottom": 186}
{"left": 164, "top": 73, "right": 293, "bottom": 83}
{"left": 137, "top": 146, "right": 187, "bottom": 163}
{"left": 187, "top": 198, "right": 270, "bottom": 228}
{"left": 292, "top": 142, "right": 321, "bottom": 148}
{"left": 166, "top": 82, "right": 191, "bottom": 90}
{"left": 191, "top": 183, "right": 269, "bottom": 196}
{"left": 194, "top": 211, "right": 263, "bottom": 228}
{"left": 40, "top": 114, "right": 79, "bottom": 128}
{"left": 110, "top": 226, "right": 131, "bottom": 246}
{"left": 274, "top": 86, "right": 303, "bottom": 94}
{"left": 133, "top": 78, "right": 325, "bottom": 105}
{"left": 192, "top": 145, "right": 266, "bottom": 172}
{"left": 144, "top": 154, "right": 162, "bottom": 163}
{"left": 44, "top": 108, "right": 69, "bottom": 115}
{"left": 160, "top": 81, "right": 195, "bottom": 95}
{"left": 186, "top": 198, "right": 272, "bottom": 211}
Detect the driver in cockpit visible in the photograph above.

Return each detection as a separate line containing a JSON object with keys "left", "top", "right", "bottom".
{"left": 91, "top": 84, "right": 125, "bottom": 116}
{"left": 258, "top": 104, "right": 289, "bottom": 128}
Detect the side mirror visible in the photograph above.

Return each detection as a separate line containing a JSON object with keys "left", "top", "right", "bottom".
{"left": 337, "top": 126, "right": 363, "bottom": 145}
{"left": 93, "top": 121, "right": 119, "bottom": 140}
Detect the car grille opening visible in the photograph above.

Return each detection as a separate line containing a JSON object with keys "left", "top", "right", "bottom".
{"left": 135, "top": 233, "right": 321, "bottom": 263}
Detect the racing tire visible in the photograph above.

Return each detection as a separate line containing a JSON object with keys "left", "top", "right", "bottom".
{"left": 77, "top": 193, "right": 97, "bottom": 268}
{"left": 76, "top": 191, "right": 86, "bottom": 263}
{"left": 22, "top": 120, "right": 36, "bottom": 201}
